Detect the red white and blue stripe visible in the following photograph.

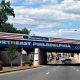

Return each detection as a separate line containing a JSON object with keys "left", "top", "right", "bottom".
{"left": 0, "top": 32, "right": 80, "bottom": 44}
{"left": 49, "top": 37, "right": 80, "bottom": 44}
{"left": 0, "top": 32, "right": 23, "bottom": 40}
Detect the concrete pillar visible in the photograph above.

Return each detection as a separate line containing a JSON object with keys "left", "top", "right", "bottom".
{"left": 78, "top": 53, "right": 80, "bottom": 63}
{"left": 33, "top": 48, "right": 40, "bottom": 66}
{"left": 74, "top": 53, "right": 78, "bottom": 62}
{"left": 33, "top": 48, "right": 47, "bottom": 66}
{"left": 77, "top": 54, "right": 79, "bottom": 62}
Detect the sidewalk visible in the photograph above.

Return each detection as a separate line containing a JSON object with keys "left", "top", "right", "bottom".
{"left": 47, "top": 58, "right": 55, "bottom": 64}
{"left": 0, "top": 65, "right": 42, "bottom": 73}
{"left": 69, "top": 57, "right": 78, "bottom": 63}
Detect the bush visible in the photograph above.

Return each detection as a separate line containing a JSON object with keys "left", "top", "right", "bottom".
{"left": 24, "top": 60, "right": 32, "bottom": 66}
{"left": 24, "top": 60, "right": 31, "bottom": 64}
{"left": 0, "top": 60, "right": 3, "bottom": 70}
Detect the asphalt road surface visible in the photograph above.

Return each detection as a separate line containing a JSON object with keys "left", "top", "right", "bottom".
{"left": 54, "top": 57, "right": 64, "bottom": 64}
{"left": 0, "top": 65, "right": 80, "bottom": 80}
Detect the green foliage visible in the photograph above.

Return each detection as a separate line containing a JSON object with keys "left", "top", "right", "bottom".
{"left": 0, "top": 0, "right": 30, "bottom": 34}
{"left": 71, "top": 53, "right": 74, "bottom": 57}
{"left": 0, "top": 22, "right": 31, "bottom": 34}
{"left": 5, "top": 42, "right": 18, "bottom": 61}
{"left": 16, "top": 28, "right": 31, "bottom": 34}
{"left": 63, "top": 53, "right": 65, "bottom": 56}
{"left": 0, "top": 23, "right": 18, "bottom": 33}
{"left": 0, "top": 0, "right": 15, "bottom": 27}
{"left": 20, "top": 28, "right": 31, "bottom": 34}
{"left": 50, "top": 53, "right": 54, "bottom": 59}
{"left": 24, "top": 60, "right": 31, "bottom": 64}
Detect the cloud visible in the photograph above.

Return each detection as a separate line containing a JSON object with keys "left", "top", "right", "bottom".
{"left": 31, "top": 28, "right": 80, "bottom": 39}
{"left": 60, "top": 0, "right": 80, "bottom": 15}
{"left": 8, "top": 6, "right": 65, "bottom": 29}
{"left": 22, "top": 0, "right": 40, "bottom": 5}
{"left": 6, "top": 0, "right": 80, "bottom": 39}
{"left": 5, "top": 0, "right": 19, "bottom": 3}
{"left": 68, "top": 22, "right": 72, "bottom": 26}
{"left": 37, "top": 22, "right": 63, "bottom": 28}
{"left": 9, "top": 3, "right": 80, "bottom": 29}
{"left": 22, "top": 0, "right": 58, "bottom": 5}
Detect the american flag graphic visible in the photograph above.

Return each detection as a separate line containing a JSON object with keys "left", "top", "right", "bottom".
{"left": 0, "top": 32, "right": 23, "bottom": 40}
{"left": 49, "top": 37, "right": 80, "bottom": 44}
{"left": 0, "top": 32, "right": 80, "bottom": 44}
{"left": 21, "top": 48, "right": 27, "bottom": 54}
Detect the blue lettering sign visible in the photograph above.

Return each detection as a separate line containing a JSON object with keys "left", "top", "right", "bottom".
{"left": 0, "top": 39, "right": 80, "bottom": 50}
{"left": 23, "top": 35, "right": 49, "bottom": 41}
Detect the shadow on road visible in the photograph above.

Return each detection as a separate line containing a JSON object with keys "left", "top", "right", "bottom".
{"left": 46, "top": 64, "right": 80, "bottom": 66}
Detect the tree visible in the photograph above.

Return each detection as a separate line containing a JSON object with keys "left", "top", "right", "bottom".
{"left": 0, "top": 0, "right": 31, "bottom": 34}
{"left": 5, "top": 42, "right": 18, "bottom": 67}
{"left": 32, "top": 34, "right": 35, "bottom": 35}
{"left": 0, "top": 0, "right": 15, "bottom": 28}
{"left": 0, "top": 23, "right": 18, "bottom": 33}
{"left": 51, "top": 53, "right": 54, "bottom": 59}
{"left": 0, "top": 22, "right": 31, "bottom": 34}
{"left": 63, "top": 53, "right": 65, "bottom": 56}
{"left": 20, "top": 27, "right": 31, "bottom": 34}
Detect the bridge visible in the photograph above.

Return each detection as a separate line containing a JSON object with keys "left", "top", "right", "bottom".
{"left": 0, "top": 32, "right": 80, "bottom": 66}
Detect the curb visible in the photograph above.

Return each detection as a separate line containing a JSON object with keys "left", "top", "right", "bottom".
{"left": 0, "top": 66, "right": 42, "bottom": 73}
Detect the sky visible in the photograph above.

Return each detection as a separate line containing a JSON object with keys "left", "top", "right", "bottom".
{"left": 1, "top": 0, "right": 80, "bottom": 40}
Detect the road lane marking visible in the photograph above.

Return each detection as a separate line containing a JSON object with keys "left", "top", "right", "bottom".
{"left": 57, "top": 66, "right": 58, "bottom": 68}
{"left": 54, "top": 69, "right": 55, "bottom": 70}
{"left": 71, "top": 66, "right": 79, "bottom": 72}
{"left": 0, "top": 66, "right": 47, "bottom": 76}
{"left": 46, "top": 72, "right": 50, "bottom": 75}
{"left": 77, "top": 69, "right": 79, "bottom": 71}
{"left": 57, "top": 66, "right": 59, "bottom": 68}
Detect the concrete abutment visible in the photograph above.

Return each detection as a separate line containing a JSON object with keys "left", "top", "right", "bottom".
{"left": 33, "top": 48, "right": 47, "bottom": 66}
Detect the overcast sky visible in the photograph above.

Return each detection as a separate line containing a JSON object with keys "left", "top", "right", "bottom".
{"left": 1, "top": 0, "right": 80, "bottom": 40}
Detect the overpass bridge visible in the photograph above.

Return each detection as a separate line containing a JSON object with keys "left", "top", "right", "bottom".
{"left": 0, "top": 32, "right": 80, "bottom": 65}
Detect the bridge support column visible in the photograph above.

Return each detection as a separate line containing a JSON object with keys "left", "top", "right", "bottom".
{"left": 33, "top": 48, "right": 47, "bottom": 66}
{"left": 74, "top": 53, "right": 78, "bottom": 63}
{"left": 78, "top": 53, "right": 80, "bottom": 63}
{"left": 33, "top": 48, "right": 39, "bottom": 66}
{"left": 69, "top": 53, "right": 71, "bottom": 57}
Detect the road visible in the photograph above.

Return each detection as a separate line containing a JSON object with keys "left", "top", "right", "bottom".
{"left": 54, "top": 57, "right": 64, "bottom": 64}
{"left": 0, "top": 65, "right": 80, "bottom": 80}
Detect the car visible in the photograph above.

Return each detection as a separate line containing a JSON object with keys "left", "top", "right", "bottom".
{"left": 56, "top": 56, "right": 59, "bottom": 60}
{"left": 61, "top": 57, "right": 65, "bottom": 62}
{"left": 64, "top": 59, "right": 72, "bottom": 64}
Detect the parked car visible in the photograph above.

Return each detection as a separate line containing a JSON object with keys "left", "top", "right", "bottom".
{"left": 64, "top": 59, "right": 72, "bottom": 64}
